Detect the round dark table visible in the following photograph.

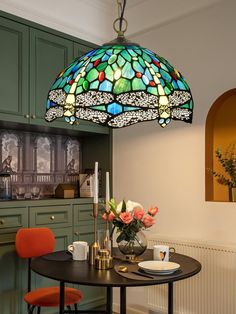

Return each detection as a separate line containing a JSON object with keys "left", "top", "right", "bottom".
{"left": 31, "top": 249, "right": 201, "bottom": 314}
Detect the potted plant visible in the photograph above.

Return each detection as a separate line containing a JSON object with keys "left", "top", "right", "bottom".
{"left": 211, "top": 142, "right": 236, "bottom": 201}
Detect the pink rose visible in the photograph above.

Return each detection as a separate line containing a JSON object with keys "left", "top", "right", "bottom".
{"left": 148, "top": 206, "right": 158, "bottom": 216}
{"left": 134, "top": 207, "right": 145, "bottom": 220}
{"left": 120, "top": 212, "right": 133, "bottom": 224}
{"left": 102, "top": 211, "right": 115, "bottom": 222}
{"left": 143, "top": 215, "right": 155, "bottom": 228}
{"left": 107, "top": 211, "right": 115, "bottom": 222}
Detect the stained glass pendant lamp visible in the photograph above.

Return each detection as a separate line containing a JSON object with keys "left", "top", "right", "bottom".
{"left": 45, "top": 0, "right": 193, "bottom": 128}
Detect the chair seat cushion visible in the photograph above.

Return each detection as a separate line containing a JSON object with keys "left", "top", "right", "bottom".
{"left": 24, "top": 286, "right": 83, "bottom": 307}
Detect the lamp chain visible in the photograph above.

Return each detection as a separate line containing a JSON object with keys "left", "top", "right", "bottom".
{"left": 114, "top": 0, "right": 128, "bottom": 37}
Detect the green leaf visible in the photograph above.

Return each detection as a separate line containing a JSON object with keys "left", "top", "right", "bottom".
{"left": 121, "top": 200, "right": 126, "bottom": 212}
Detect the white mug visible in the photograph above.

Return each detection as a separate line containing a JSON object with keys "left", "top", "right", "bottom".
{"left": 153, "top": 245, "right": 175, "bottom": 261}
{"left": 68, "top": 241, "right": 88, "bottom": 261}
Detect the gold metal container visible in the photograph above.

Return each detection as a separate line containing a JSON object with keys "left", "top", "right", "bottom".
{"left": 95, "top": 249, "right": 113, "bottom": 270}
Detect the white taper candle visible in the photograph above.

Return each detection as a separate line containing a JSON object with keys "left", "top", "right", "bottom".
{"left": 106, "top": 171, "right": 110, "bottom": 206}
{"left": 94, "top": 161, "right": 98, "bottom": 204}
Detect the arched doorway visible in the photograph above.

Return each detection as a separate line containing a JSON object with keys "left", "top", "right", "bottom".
{"left": 205, "top": 88, "right": 236, "bottom": 201}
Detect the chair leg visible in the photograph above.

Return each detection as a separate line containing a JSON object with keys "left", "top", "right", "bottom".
{"left": 37, "top": 307, "right": 41, "bottom": 314}
{"left": 67, "top": 305, "right": 71, "bottom": 313}
{"left": 28, "top": 305, "right": 35, "bottom": 314}
{"left": 74, "top": 303, "right": 78, "bottom": 314}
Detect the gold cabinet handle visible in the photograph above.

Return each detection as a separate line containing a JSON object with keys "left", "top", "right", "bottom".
{"left": 74, "top": 231, "right": 79, "bottom": 236}
{"left": 25, "top": 114, "right": 30, "bottom": 119}
{"left": 31, "top": 114, "right": 36, "bottom": 119}
{"left": 50, "top": 215, "right": 55, "bottom": 221}
{"left": 0, "top": 219, "right": 5, "bottom": 225}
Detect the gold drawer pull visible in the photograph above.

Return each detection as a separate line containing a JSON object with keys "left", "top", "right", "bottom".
{"left": 74, "top": 231, "right": 79, "bottom": 236}
{"left": 0, "top": 219, "right": 5, "bottom": 225}
{"left": 50, "top": 215, "right": 55, "bottom": 221}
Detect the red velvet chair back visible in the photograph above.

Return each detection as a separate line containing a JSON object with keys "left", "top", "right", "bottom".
{"left": 16, "top": 228, "right": 55, "bottom": 258}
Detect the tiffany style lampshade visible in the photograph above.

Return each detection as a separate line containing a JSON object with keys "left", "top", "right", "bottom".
{"left": 45, "top": 1, "right": 193, "bottom": 128}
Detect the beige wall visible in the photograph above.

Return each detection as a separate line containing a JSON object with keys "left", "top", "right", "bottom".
{"left": 112, "top": 1, "right": 236, "bottom": 310}
{"left": 113, "top": 0, "right": 236, "bottom": 245}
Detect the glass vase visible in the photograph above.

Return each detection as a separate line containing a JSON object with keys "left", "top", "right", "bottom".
{"left": 117, "top": 230, "right": 147, "bottom": 259}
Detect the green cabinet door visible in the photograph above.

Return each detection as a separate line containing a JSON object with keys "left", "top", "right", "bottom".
{"left": 0, "top": 206, "right": 28, "bottom": 314}
{"left": 0, "top": 17, "right": 29, "bottom": 124}
{"left": 29, "top": 29, "right": 74, "bottom": 128}
{"left": 0, "top": 232, "right": 28, "bottom": 314}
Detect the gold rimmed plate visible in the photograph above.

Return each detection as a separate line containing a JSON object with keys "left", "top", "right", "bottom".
{"left": 138, "top": 261, "right": 180, "bottom": 275}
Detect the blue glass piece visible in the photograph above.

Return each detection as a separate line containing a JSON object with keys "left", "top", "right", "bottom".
{"left": 160, "top": 69, "right": 171, "bottom": 82}
{"left": 65, "top": 117, "right": 70, "bottom": 122}
{"left": 51, "top": 77, "right": 62, "bottom": 89}
{"left": 159, "top": 79, "right": 165, "bottom": 85}
{"left": 177, "top": 80, "right": 186, "bottom": 90}
{"left": 59, "top": 77, "right": 68, "bottom": 88}
{"left": 172, "top": 81, "right": 178, "bottom": 89}
{"left": 124, "top": 106, "right": 139, "bottom": 111}
{"left": 133, "top": 61, "right": 144, "bottom": 73}
{"left": 47, "top": 100, "right": 51, "bottom": 109}
{"left": 142, "top": 75, "right": 149, "bottom": 85}
{"left": 99, "top": 80, "right": 113, "bottom": 92}
{"left": 159, "top": 118, "right": 165, "bottom": 124}
{"left": 90, "top": 81, "right": 99, "bottom": 89}
{"left": 64, "top": 85, "right": 71, "bottom": 93}
{"left": 73, "top": 69, "right": 80, "bottom": 79}
{"left": 144, "top": 68, "right": 152, "bottom": 81}
{"left": 66, "top": 75, "right": 73, "bottom": 83}
{"left": 128, "top": 49, "right": 137, "bottom": 57}
{"left": 189, "top": 100, "right": 193, "bottom": 109}
{"left": 122, "top": 62, "right": 135, "bottom": 79}
{"left": 71, "top": 116, "right": 76, "bottom": 122}
{"left": 134, "top": 49, "right": 142, "bottom": 56}
{"left": 151, "top": 64, "right": 160, "bottom": 73}
{"left": 107, "top": 102, "right": 122, "bottom": 115}
{"left": 102, "top": 54, "right": 110, "bottom": 62}
{"left": 86, "top": 63, "right": 93, "bottom": 72}
{"left": 166, "top": 118, "right": 171, "bottom": 124}
{"left": 63, "top": 64, "right": 75, "bottom": 77}
{"left": 160, "top": 63, "right": 169, "bottom": 71}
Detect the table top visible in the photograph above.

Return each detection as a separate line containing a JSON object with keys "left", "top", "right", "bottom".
{"left": 31, "top": 249, "right": 201, "bottom": 287}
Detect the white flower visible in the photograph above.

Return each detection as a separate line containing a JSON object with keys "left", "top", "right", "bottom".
{"left": 116, "top": 200, "right": 143, "bottom": 213}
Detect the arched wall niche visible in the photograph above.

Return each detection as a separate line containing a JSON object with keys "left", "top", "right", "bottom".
{"left": 205, "top": 88, "right": 236, "bottom": 202}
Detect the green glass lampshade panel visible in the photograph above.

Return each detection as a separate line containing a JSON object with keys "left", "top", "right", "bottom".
{"left": 45, "top": 44, "right": 193, "bottom": 128}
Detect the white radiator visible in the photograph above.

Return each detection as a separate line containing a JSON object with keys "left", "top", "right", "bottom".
{"left": 147, "top": 236, "right": 236, "bottom": 314}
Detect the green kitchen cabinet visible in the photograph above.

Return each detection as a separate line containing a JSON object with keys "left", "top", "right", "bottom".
{"left": 0, "top": 207, "right": 28, "bottom": 314}
{"left": 29, "top": 29, "right": 74, "bottom": 127}
{"left": 0, "top": 16, "right": 29, "bottom": 124}
{"left": 0, "top": 11, "right": 109, "bottom": 134}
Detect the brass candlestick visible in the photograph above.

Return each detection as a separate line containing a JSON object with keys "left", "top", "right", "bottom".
{"left": 89, "top": 203, "right": 99, "bottom": 265}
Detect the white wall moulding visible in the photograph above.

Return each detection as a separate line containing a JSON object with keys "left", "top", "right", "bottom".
{"left": 148, "top": 236, "right": 236, "bottom": 314}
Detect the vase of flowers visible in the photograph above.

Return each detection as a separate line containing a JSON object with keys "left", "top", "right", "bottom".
{"left": 211, "top": 142, "right": 236, "bottom": 201}
{"left": 102, "top": 199, "right": 158, "bottom": 259}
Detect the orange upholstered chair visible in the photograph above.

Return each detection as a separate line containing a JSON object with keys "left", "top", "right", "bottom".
{"left": 16, "top": 228, "right": 83, "bottom": 314}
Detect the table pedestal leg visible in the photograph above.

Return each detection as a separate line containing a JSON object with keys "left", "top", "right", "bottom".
{"left": 120, "top": 286, "right": 126, "bottom": 314}
{"left": 168, "top": 282, "right": 173, "bottom": 314}
{"left": 60, "top": 281, "right": 65, "bottom": 314}
{"left": 106, "top": 287, "right": 113, "bottom": 314}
